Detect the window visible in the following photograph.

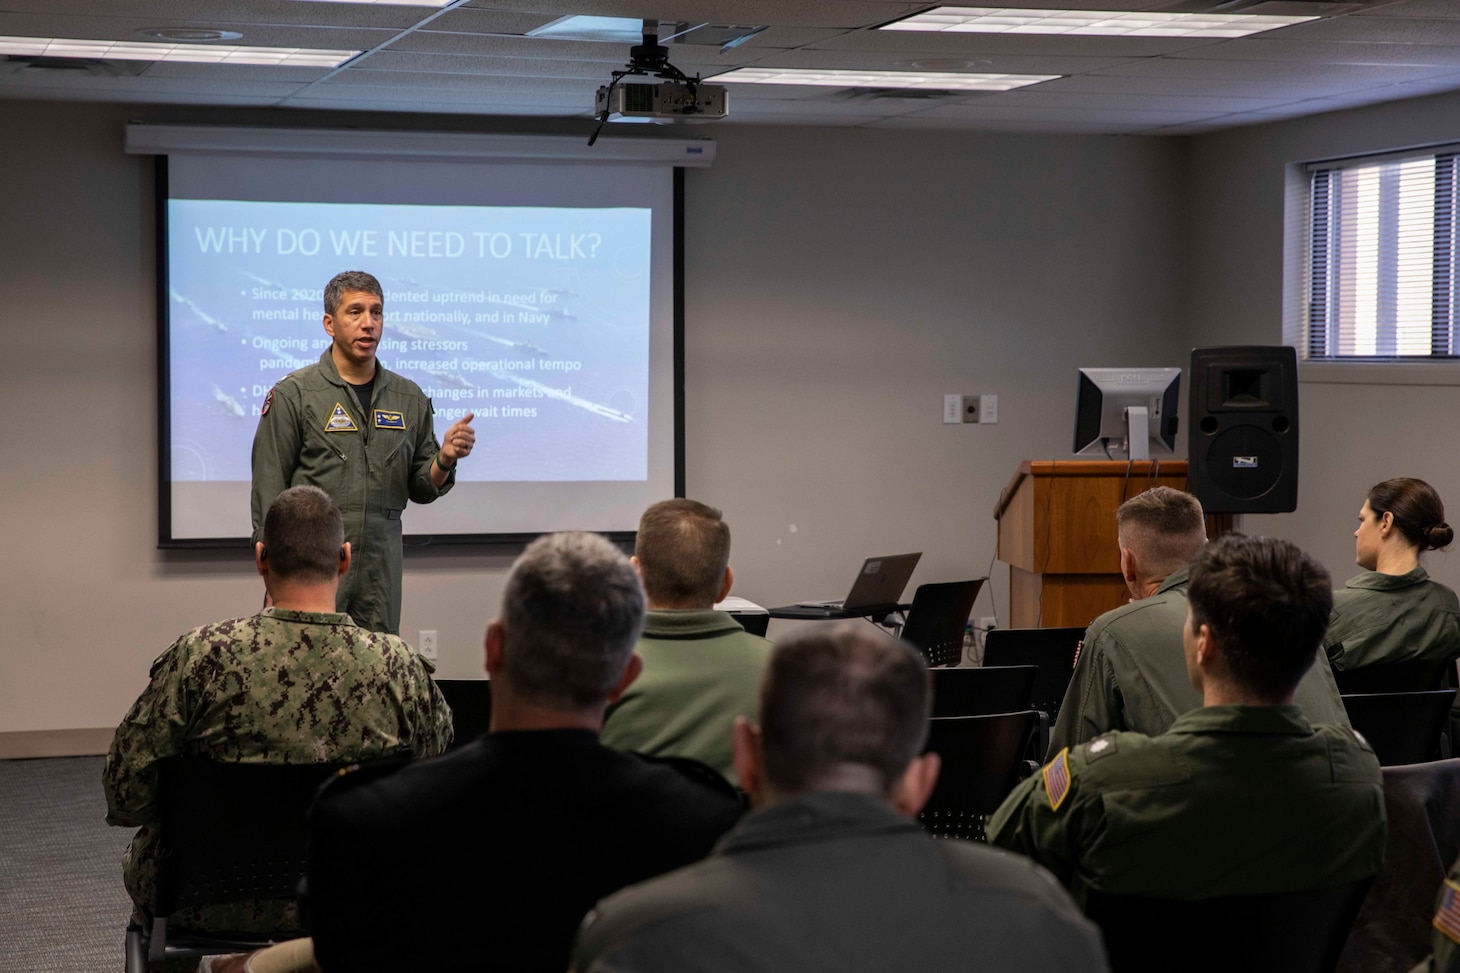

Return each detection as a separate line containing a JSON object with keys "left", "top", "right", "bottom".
{"left": 1298, "top": 149, "right": 1458, "bottom": 360}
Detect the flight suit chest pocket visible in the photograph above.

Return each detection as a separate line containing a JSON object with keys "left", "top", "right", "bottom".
{"left": 302, "top": 408, "right": 354, "bottom": 498}
{"left": 378, "top": 430, "right": 413, "bottom": 510}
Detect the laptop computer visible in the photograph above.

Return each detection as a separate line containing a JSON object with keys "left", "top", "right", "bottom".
{"left": 795, "top": 553, "right": 922, "bottom": 612}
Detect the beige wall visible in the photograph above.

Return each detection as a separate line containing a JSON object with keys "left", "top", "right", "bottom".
{"left": 0, "top": 101, "right": 1189, "bottom": 737}
{"left": 1185, "top": 89, "right": 1460, "bottom": 589}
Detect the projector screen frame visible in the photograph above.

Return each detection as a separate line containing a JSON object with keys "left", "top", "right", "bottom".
{"left": 153, "top": 155, "right": 687, "bottom": 551}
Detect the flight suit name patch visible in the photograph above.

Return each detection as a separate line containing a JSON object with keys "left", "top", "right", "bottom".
{"left": 374, "top": 410, "right": 405, "bottom": 429}
{"left": 1044, "top": 748, "right": 1072, "bottom": 811}
{"left": 324, "top": 403, "right": 358, "bottom": 433}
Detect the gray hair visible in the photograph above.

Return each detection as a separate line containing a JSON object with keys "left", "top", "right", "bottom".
{"left": 324, "top": 271, "right": 383, "bottom": 317}
{"left": 500, "top": 531, "right": 645, "bottom": 710}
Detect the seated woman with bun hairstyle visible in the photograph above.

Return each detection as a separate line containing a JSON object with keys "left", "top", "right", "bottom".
{"left": 1325, "top": 477, "right": 1460, "bottom": 673}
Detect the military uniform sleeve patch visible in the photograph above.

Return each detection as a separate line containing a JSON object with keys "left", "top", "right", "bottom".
{"left": 324, "top": 402, "right": 358, "bottom": 432}
{"left": 1434, "top": 878, "right": 1460, "bottom": 944}
{"left": 1353, "top": 729, "right": 1375, "bottom": 753}
{"left": 1043, "top": 747, "right": 1073, "bottom": 811}
{"left": 260, "top": 388, "right": 275, "bottom": 417}
{"left": 374, "top": 409, "right": 405, "bottom": 429}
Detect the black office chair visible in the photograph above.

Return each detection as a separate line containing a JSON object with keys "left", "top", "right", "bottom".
{"left": 982, "top": 626, "right": 1083, "bottom": 722}
{"left": 1341, "top": 689, "right": 1457, "bottom": 766}
{"left": 899, "top": 579, "right": 986, "bottom": 667}
{"left": 919, "top": 711, "right": 1040, "bottom": 842}
{"left": 435, "top": 678, "right": 493, "bottom": 749}
{"left": 929, "top": 665, "right": 1037, "bottom": 718}
{"left": 1332, "top": 659, "right": 1452, "bottom": 694}
{"left": 125, "top": 756, "right": 400, "bottom": 973}
{"left": 1084, "top": 880, "right": 1373, "bottom": 973}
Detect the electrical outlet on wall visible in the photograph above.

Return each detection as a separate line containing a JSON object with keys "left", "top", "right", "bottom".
{"left": 418, "top": 629, "right": 438, "bottom": 661}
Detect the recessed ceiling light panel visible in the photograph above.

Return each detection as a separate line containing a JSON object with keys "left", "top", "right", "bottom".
{"left": 0, "top": 35, "right": 359, "bottom": 67}
{"left": 711, "top": 67, "right": 1057, "bottom": 91}
{"left": 138, "top": 28, "right": 243, "bottom": 42}
{"left": 882, "top": 6, "right": 1317, "bottom": 38}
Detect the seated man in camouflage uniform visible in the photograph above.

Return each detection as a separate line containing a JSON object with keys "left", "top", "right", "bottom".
{"left": 989, "top": 534, "right": 1386, "bottom": 907}
{"left": 103, "top": 485, "right": 452, "bottom": 935}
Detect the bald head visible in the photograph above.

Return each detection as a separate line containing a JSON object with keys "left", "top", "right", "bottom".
{"left": 1116, "top": 487, "right": 1207, "bottom": 585}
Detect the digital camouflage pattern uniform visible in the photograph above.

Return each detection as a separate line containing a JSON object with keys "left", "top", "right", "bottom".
{"left": 251, "top": 350, "right": 453, "bottom": 635}
{"left": 103, "top": 608, "right": 453, "bottom": 934}
{"left": 1325, "top": 567, "right": 1460, "bottom": 671}
{"left": 989, "top": 705, "right": 1386, "bottom": 907}
{"left": 1046, "top": 566, "right": 1351, "bottom": 757}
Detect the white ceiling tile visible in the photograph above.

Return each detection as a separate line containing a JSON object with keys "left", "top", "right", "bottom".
{"left": 1280, "top": 16, "right": 1460, "bottom": 44}
{"left": 968, "top": 89, "right": 1305, "bottom": 112}
{"left": 1171, "top": 38, "right": 1460, "bottom": 66}
{"left": 1094, "top": 57, "right": 1460, "bottom": 82}
{"left": 1354, "top": 0, "right": 1460, "bottom": 19}
{"left": 807, "top": 28, "right": 1223, "bottom": 58}
{"left": 731, "top": 47, "right": 1138, "bottom": 76}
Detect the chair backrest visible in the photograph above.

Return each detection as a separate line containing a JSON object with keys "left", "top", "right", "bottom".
{"left": 155, "top": 756, "right": 374, "bottom": 917}
{"left": 1340, "top": 689, "right": 1457, "bottom": 766}
{"left": 435, "top": 678, "right": 493, "bottom": 750}
{"left": 1332, "top": 659, "right": 1451, "bottom": 694}
{"left": 982, "top": 626, "right": 1083, "bottom": 719}
{"left": 900, "top": 579, "right": 986, "bottom": 667}
{"left": 929, "top": 665, "right": 1038, "bottom": 718}
{"left": 919, "top": 711, "right": 1039, "bottom": 841}
{"left": 1084, "top": 881, "right": 1373, "bottom": 973}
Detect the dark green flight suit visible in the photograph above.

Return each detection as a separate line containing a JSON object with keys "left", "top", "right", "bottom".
{"left": 251, "top": 350, "right": 453, "bottom": 634}
{"left": 989, "top": 706, "right": 1386, "bottom": 907}
{"left": 1325, "top": 567, "right": 1460, "bottom": 671}
{"left": 1046, "top": 567, "right": 1351, "bottom": 758}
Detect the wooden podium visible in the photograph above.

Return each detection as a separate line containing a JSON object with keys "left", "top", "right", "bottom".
{"left": 993, "top": 461, "right": 1228, "bottom": 630}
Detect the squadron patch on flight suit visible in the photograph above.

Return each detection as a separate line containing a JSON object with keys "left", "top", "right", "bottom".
{"left": 1044, "top": 748, "right": 1072, "bottom": 811}
{"left": 324, "top": 403, "right": 358, "bottom": 433}
{"left": 260, "top": 388, "right": 275, "bottom": 417}
{"left": 1434, "top": 878, "right": 1460, "bottom": 943}
{"left": 374, "top": 409, "right": 405, "bottom": 429}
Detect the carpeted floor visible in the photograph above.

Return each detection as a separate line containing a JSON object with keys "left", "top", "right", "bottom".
{"left": 0, "top": 756, "right": 136, "bottom": 972}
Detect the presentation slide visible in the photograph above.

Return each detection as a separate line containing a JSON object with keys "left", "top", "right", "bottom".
{"left": 169, "top": 199, "right": 651, "bottom": 484}
{"left": 158, "top": 147, "right": 681, "bottom": 544}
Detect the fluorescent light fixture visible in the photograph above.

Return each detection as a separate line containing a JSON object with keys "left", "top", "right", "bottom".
{"left": 527, "top": 16, "right": 647, "bottom": 43}
{"left": 289, "top": 0, "right": 450, "bottom": 4}
{"left": 711, "top": 67, "right": 1057, "bottom": 91}
{"left": 0, "top": 35, "right": 359, "bottom": 67}
{"left": 881, "top": 7, "right": 1317, "bottom": 38}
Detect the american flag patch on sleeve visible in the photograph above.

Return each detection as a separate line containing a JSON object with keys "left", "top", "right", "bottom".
{"left": 1044, "top": 747, "right": 1072, "bottom": 811}
{"left": 1434, "top": 878, "right": 1460, "bottom": 943}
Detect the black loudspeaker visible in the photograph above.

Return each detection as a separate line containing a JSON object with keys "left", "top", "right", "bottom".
{"left": 1188, "top": 346, "right": 1299, "bottom": 514}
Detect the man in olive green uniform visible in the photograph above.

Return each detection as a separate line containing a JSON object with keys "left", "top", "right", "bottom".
{"left": 1048, "top": 486, "right": 1349, "bottom": 757}
{"left": 574, "top": 625, "right": 1109, "bottom": 973}
{"left": 250, "top": 270, "right": 477, "bottom": 635}
{"left": 1326, "top": 568, "right": 1460, "bottom": 671}
{"left": 601, "top": 499, "right": 773, "bottom": 780}
{"left": 989, "top": 534, "right": 1386, "bottom": 907}
{"left": 104, "top": 486, "right": 453, "bottom": 935}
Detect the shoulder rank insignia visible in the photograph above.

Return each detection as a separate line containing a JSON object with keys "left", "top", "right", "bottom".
{"left": 374, "top": 409, "right": 405, "bottom": 429}
{"left": 260, "top": 388, "right": 275, "bottom": 417}
{"left": 1043, "top": 747, "right": 1072, "bottom": 811}
{"left": 1435, "top": 878, "right": 1460, "bottom": 944}
{"left": 324, "top": 402, "right": 358, "bottom": 433}
{"left": 1087, "top": 735, "right": 1117, "bottom": 760}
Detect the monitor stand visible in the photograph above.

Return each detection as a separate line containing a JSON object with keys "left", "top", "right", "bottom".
{"left": 1124, "top": 405, "right": 1150, "bottom": 461}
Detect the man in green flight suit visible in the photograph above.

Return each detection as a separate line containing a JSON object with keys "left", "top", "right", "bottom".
{"left": 251, "top": 270, "right": 477, "bottom": 634}
{"left": 988, "top": 533, "right": 1386, "bottom": 907}
{"left": 1047, "top": 485, "right": 1349, "bottom": 757}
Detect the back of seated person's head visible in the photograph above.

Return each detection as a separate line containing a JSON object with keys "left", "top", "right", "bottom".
{"left": 262, "top": 485, "right": 344, "bottom": 584}
{"left": 1116, "top": 486, "right": 1207, "bottom": 578}
{"left": 634, "top": 499, "right": 731, "bottom": 609}
{"left": 754, "top": 624, "right": 931, "bottom": 802}
{"left": 1187, "top": 534, "right": 1333, "bottom": 702}
{"left": 500, "top": 531, "right": 646, "bottom": 712}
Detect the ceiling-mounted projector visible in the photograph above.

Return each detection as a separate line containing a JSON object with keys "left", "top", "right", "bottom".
{"left": 595, "top": 81, "right": 727, "bottom": 121}
{"left": 589, "top": 20, "right": 728, "bottom": 145}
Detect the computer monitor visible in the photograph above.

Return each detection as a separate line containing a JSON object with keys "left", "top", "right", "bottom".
{"left": 1073, "top": 367, "right": 1181, "bottom": 461}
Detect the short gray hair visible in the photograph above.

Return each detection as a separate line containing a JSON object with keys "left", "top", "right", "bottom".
{"left": 324, "top": 271, "right": 383, "bottom": 317}
{"left": 1116, "top": 486, "right": 1207, "bottom": 577}
{"left": 500, "top": 531, "right": 645, "bottom": 710}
